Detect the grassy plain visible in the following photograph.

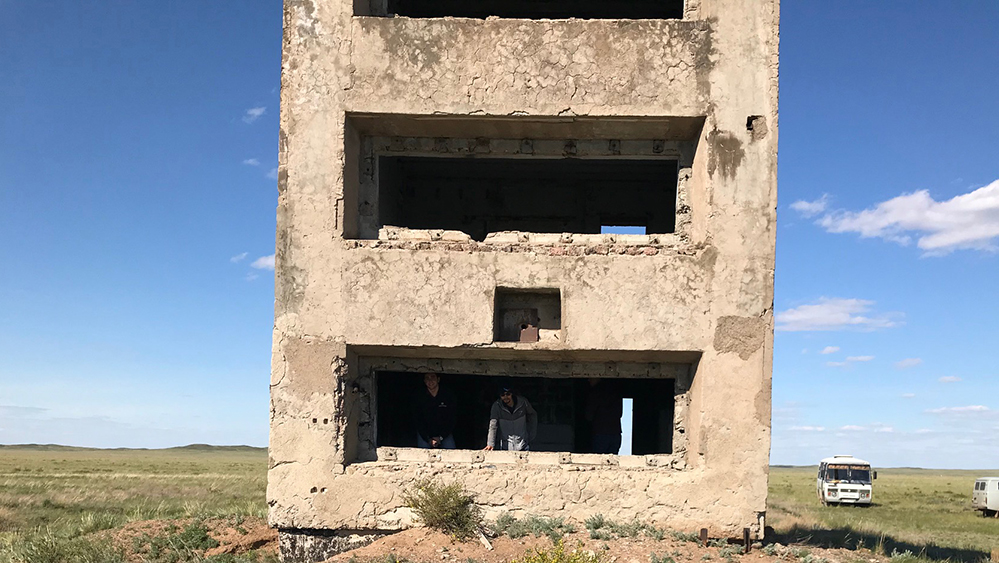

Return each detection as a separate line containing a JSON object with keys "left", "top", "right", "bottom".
{"left": 3, "top": 447, "right": 999, "bottom": 563}
{"left": 0, "top": 445, "right": 269, "bottom": 562}
{"left": 768, "top": 466, "right": 999, "bottom": 562}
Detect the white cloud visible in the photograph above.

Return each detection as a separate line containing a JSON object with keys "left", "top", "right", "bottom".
{"left": 901, "top": 393, "right": 916, "bottom": 399}
{"left": 815, "top": 179, "right": 999, "bottom": 255}
{"left": 242, "top": 158, "right": 260, "bottom": 166}
{"left": 914, "top": 428, "right": 933, "bottom": 434}
{"left": 772, "top": 402, "right": 801, "bottom": 423}
{"left": 790, "top": 194, "right": 829, "bottom": 218}
{"left": 776, "top": 297, "right": 901, "bottom": 332}
{"left": 938, "top": 376, "right": 962, "bottom": 383}
{"left": 266, "top": 167, "right": 279, "bottom": 180}
{"left": 874, "top": 426, "right": 894, "bottom": 433}
{"left": 927, "top": 405, "right": 991, "bottom": 415}
{"left": 0, "top": 405, "right": 48, "bottom": 417}
{"left": 790, "top": 426, "right": 825, "bottom": 432}
{"left": 840, "top": 425, "right": 865, "bottom": 431}
{"left": 242, "top": 106, "right": 266, "bottom": 124}
{"left": 895, "top": 358, "right": 923, "bottom": 369}
{"left": 230, "top": 252, "right": 248, "bottom": 263}
{"left": 251, "top": 254, "right": 275, "bottom": 270}
{"left": 821, "top": 349, "right": 874, "bottom": 363}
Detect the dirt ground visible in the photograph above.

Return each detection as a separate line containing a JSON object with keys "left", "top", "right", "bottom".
{"left": 203, "top": 517, "right": 277, "bottom": 557}
{"left": 327, "top": 528, "right": 884, "bottom": 563}
{"left": 107, "top": 516, "right": 278, "bottom": 560}
{"left": 100, "top": 518, "right": 902, "bottom": 563}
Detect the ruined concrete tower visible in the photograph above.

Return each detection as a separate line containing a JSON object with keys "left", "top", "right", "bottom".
{"left": 270, "top": 0, "right": 778, "bottom": 558}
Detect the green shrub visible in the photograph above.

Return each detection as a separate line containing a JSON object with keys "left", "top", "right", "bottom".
{"left": 583, "top": 516, "right": 662, "bottom": 541}
{"left": 491, "top": 513, "right": 517, "bottom": 535}
{"left": 174, "top": 522, "right": 220, "bottom": 550}
{"left": 584, "top": 514, "right": 607, "bottom": 531}
{"left": 502, "top": 515, "right": 575, "bottom": 542}
{"left": 512, "top": 540, "right": 602, "bottom": 563}
{"left": 790, "top": 547, "right": 810, "bottom": 558}
{"left": 670, "top": 530, "right": 701, "bottom": 544}
{"left": 609, "top": 520, "right": 644, "bottom": 538}
{"left": 717, "top": 545, "right": 741, "bottom": 560}
{"left": 644, "top": 526, "right": 665, "bottom": 541}
{"left": 402, "top": 478, "right": 482, "bottom": 541}
{"left": 650, "top": 552, "right": 676, "bottom": 563}
{"left": 589, "top": 529, "right": 613, "bottom": 541}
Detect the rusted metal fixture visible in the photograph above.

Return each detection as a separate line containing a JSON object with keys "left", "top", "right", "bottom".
{"left": 519, "top": 323, "right": 539, "bottom": 342}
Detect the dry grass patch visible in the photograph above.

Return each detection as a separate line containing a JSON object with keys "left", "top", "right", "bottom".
{"left": 769, "top": 466, "right": 999, "bottom": 561}
{"left": 0, "top": 446, "right": 270, "bottom": 563}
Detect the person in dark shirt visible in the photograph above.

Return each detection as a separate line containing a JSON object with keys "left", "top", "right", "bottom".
{"left": 414, "top": 372, "right": 457, "bottom": 448}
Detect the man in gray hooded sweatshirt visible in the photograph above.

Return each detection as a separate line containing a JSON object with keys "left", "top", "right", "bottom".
{"left": 483, "top": 384, "right": 538, "bottom": 451}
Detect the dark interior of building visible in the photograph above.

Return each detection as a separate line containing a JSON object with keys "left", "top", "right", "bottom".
{"left": 377, "top": 156, "right": 678, "bottom": 241}
{"left": 375, "top": 371, "right": 675, "bottom": 454}
{"left": 381, "top": 0, "right": 684, "bottom": 19}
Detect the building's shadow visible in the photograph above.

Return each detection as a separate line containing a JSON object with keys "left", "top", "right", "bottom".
{"left": 769, "top": 525, "right": 988, "bottom": 563}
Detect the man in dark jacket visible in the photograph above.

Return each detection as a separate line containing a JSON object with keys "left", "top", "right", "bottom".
{"left": 483, "top": 384, "right": 537, "bottom": 451}
{"left": 414, "top": 372, "right": 456, "bottom": 448}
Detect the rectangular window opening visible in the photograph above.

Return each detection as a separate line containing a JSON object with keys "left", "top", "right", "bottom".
{"left": 369, "top": 0, "right": 684, "bottom": 19}
{"left": 494, "top": 288, "right": 561, "bottom": 343}
{"left": 375, "top": 372, "right": 674, "bottom": 455}
{"left": 377, "top": 156, "right": 677, "bottom": 241}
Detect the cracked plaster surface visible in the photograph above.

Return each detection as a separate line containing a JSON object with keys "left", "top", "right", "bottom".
{"left": 271, "top": 0, "right": 779, "bottom": 542}
{"left": 347, "top": 18, "right": 712, "bottom": 116}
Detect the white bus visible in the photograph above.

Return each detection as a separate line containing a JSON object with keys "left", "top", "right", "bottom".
{"left": 817, "top": 455, "right": 876, "bottom": 505}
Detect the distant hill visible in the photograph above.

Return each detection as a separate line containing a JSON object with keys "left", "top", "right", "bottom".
{"left": 0, "top": 443, "right": 267, "bottom": 453}
{"left": 0, "top": 444, "right": 96, "bottom": 452}
{"left": 167, "top": 444, "right": 266, "bottom": 453}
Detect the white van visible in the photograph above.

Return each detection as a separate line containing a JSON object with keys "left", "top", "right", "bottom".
{"left": 972, "top": 477, "right": 999, "bottom": 516}
{"left": 817, "top": 455, "right": 876, "bottom": 505}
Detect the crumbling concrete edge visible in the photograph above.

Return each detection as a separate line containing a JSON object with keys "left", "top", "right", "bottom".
{"left": 278, "top": 528, "right": 390, "bottom": 563}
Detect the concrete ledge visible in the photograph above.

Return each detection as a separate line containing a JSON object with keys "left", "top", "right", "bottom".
{"left": 375, "top": 447, "right": 679, "bottom": 468}
{"left": 370, "top": 230, "right": 683, "bottom": 247}
{"left": 379, "top": 226, "right": 474, "bottom": 242}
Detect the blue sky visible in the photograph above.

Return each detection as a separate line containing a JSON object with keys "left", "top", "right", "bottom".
{"left": 1, "top": 2, "right": 997, "bottom": 468}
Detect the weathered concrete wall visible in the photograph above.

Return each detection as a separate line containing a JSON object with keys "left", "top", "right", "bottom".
{"left": 270, "top": 0, "right": 778, "bottom": 549}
